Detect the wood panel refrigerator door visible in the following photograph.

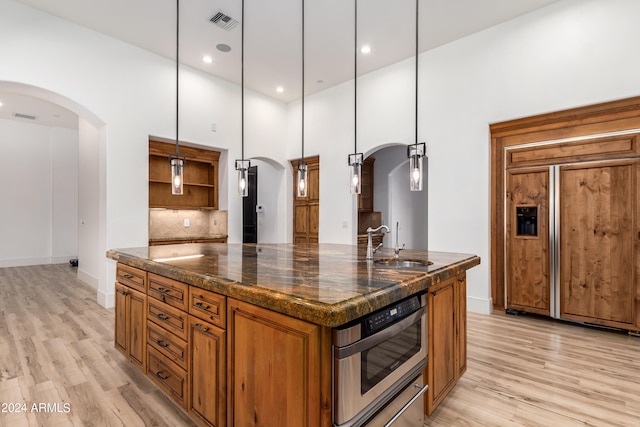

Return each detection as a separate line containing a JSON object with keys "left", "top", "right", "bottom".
{"left": 506, "top": 168, "right": 551, "bottom": 315}
{"left": 559, "top": 160, "right": 637, "bottom": 328}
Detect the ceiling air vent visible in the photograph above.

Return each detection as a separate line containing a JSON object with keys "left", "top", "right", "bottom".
{"left": 14, "top": 112, "right": 37, "bottom": 120}
{"left": 210, "top": 10, "right": 239, "bottom": 31}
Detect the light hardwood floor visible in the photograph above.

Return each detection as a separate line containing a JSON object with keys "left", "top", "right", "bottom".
{"left": 1, "top": 264, "right": 639, "bottom": 426}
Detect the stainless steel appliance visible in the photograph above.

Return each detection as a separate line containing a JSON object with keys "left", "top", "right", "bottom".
{"left": 333, "top": 293, "right": 428, "bottom": 426}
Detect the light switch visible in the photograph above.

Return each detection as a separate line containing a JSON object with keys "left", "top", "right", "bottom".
{"left": 184, "top": 218, "right": 190, "bottom": 228}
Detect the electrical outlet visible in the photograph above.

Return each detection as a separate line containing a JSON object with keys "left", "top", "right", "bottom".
{"left": 184, "top": 218, "right": 190, "bottom": 228}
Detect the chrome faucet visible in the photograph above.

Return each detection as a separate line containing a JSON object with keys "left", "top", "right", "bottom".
{"left": 394, "top": 221, "right": 405, "bottom": 258}
{"left": 366, "top": 225, "right": 390, "bottom": 260}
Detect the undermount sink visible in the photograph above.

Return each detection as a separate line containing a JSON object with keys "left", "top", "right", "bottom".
{"left": 373, "top": 258, "right": 433, "bottom": 268}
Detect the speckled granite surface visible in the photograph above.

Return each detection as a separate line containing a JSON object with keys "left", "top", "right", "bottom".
{"left": 107, "top": 243, "right": 480, "bottom": 327}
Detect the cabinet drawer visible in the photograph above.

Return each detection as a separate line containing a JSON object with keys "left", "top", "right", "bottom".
{"left": 189, "top": 287, "right": 226, "bottom": 329}
{"left": 147, "top": 320, "right": 188, "bottom": 370}
{"left": 116, "top": 264, "right": 146, "bottom": 293}
{"left": 148, "top": 299, "right": 188, "bottom": 341}
{"left": 148, "top": 273, "right": 188, "bottom": 311}
{"left": 147, "top": 347, "right": 188, "bottom": 410}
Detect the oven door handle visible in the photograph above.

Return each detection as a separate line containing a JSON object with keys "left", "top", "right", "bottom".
{"left": 334, "top": 306, "right": 425, "bottom": 360}
{"left": 384, "top": 382, "right": 429, "bottom": 427}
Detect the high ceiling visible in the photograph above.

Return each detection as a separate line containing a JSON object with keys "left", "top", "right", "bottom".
{"left": 2, "top": 0, "right": 560, "bottom": 128}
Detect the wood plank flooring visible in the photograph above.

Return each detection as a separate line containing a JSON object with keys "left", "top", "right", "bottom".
{"left": 0, "top": 264, "right": 639, "bottom": 426}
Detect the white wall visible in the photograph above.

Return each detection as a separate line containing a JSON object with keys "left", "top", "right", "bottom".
{"left": 0, "top": 0, "right": 288, "bottom": 306}
{"left": 251, "top": 159, "right": 287, "bottom": 244}
{"left": 285, "top": 0, "right": 640, "bottom": 313}
{"left": 51, "top": 127, "right": 79, "bottom": 263}
{"left": 77, "top": 117, "right": 100, "bottom": 288}
{"left": 0, "top": 118, "right": 78, "bottom": 267}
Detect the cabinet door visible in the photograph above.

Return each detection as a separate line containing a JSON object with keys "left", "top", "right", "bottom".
{"left": 128, "top": 287, "right": 147, "bottom": 371}
{"left": 426, "top": 279, "right": 456, "bottom": 415}
{"left": 114, "top": 282, "right": 128, "bottom": 355}
{"left": 189, "top": 318, "right": 226, "bottom": 427}
{"left": 455, "top": 275, "right": 467, "bottom": 378}
{"left": 228, "top": 299, "right": 322, "bottom": 427}
{"left": 560, "top": 160, "right": 638, "bottom": 328}
{"left": 505, "top": 168, "right": 551, "bottom": 315}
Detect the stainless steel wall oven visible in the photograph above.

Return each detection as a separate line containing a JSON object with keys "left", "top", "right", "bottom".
{"left": 333, "top": 293, "right": 428, "bottom": 426}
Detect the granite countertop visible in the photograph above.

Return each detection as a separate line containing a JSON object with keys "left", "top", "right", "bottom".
{"left": 107, "top": 243, "right": 480, "bottom": 327}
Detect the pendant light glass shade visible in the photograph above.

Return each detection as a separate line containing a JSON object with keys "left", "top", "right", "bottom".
{"left": 348, "top": 153, "right": 363, "bottom": 195}
{"left": 170, "top": 156, "right": 184, "bottom": 195}
{"left": 235, "top": 160, "right": 251, "bottom": 197}
{"left": 297, "top": 161, "right": 308, "bottom": 198}
{"left": 408, "top": 142, "right": 425, "bottom": 192}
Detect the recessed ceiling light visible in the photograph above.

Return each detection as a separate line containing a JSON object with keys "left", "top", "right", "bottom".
{"left": 202, "top": 55, "right": 213, "bottom": 64}
{"left": 360, "top": 45, "right": 371, "bottom": 54}
{"left": 276, "top": 86, "right": 284, "bottom": 93}
{"left": 216, "top": 43, "right": 231, "bottom": 53}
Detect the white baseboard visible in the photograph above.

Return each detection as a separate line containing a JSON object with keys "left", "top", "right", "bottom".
{"left": 467, "top": 296, "right": 493, "bottom": 315}
{"left": 0, "top": 257, "right": 54, "bottom": 268}
{"left": 77, "top": 268, "right": 99, "bottom": 289}
{"left": 0, "top": 256, "right": 78, "bottom": 268}
{"left": 52, "top": 255, "right": 77, "bottom": 264}
{"left": 97, "top": 289, "right": 114, "bottom": 309}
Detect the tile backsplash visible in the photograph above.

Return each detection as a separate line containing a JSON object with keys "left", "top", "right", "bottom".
{"left": 149, "top": 209, "right": 228, "bottom": 239}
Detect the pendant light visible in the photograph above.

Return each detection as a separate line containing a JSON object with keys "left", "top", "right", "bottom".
{"left": 297, "top": 0, "right": 308, "bottom": 198}
{"left": 348, "top": 0, "right": 363, "bottom": 195}
{"left": 235, "top": 0, "right": 250, "bottom": 197}
{"left": 170, "top": 0, "right": 186, "bottom": 195}
{"left": 407, "top": 0, "right": 425, "bottom": 192}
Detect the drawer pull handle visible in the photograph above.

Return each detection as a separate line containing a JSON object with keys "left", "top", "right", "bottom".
{"left": 156, "top": 313, "right": 169, "bottom": 321}
{"left": 123, "top": 274, "right": 134, "bottom": 279}
{"left": 155, "top": 371, "right": 169, "bottom": 380}
{"left": 194, "top": 323, "right": 210, "bottom": 332}
{"left": 156, "top": 287, "right": 168, "bottom": 294}
{"left": 155, "top": 339, "right": 169, "bottom": 348}
{"left": 194, "top": 302, "right": 211, "bottom": 310}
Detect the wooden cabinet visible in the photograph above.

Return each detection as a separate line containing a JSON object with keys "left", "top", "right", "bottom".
{"left": 559, "top": 160, "right": 639, "bottom": 329}
{"left": 227, "top": 298, "right": 329, "bottom": 427}
{"left": 146, "top": 273, "right": 189, "bottom": 409}
{"left": 291, "top": 156, "right": 320, "bottom": 244}
{"left": 147, "top": 346, "right": 189, "bottom": 410}
{"left": 426, "top": 273, "right": 466, "bottom": 415}
{"left": 505, "top": 168, "right": 551, "bottom": 316}
{"left": 149, "top": 139, "right": 220, "bottom": 210}
{"left": 114, "top": 265, "right": 147, "bottom": 372}
{"left": 358, "top": 157, "right": 374, "bottom": 212}
{"left": 188, "top": 286, "right": 227, "bottom": 427}
{"left": 189, "top": 318, "right": 226, "bottom": 427}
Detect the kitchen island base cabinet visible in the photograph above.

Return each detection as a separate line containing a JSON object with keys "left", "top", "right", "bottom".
{"left": 189, "top": 318, "right": 226, "bottom": 427}
{"left": 426, "top": 273, "right": 467, "bottom": 416}
{"left": 114, "top": 265, "right": 147, "bottom": 373}
{"left": 227, "top": 298, "right": 331, "bottom": 427}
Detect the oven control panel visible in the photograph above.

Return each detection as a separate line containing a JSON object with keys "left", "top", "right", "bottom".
{"left": 363, "top": 296, "right": 421, "bottom": 335}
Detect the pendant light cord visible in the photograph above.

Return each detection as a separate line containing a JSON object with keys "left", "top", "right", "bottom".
{"left": 241, "top": 0, "right": 245, "bottom": 161}
{"left": 301, "top": 0, "right": 305, "bottom": 161}
{"left": 175, "top": 0, "right": 180, "bottom": 157}
{"left": 414, "top": 0, "right": 418, "bottom": 146}
{"left": 354, "top": 0, "right": 357, "bottom": 155}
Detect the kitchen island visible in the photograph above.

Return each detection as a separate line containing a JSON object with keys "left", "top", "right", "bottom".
{"left": 107, "top": 243, "right": 480, "bottom": 426}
